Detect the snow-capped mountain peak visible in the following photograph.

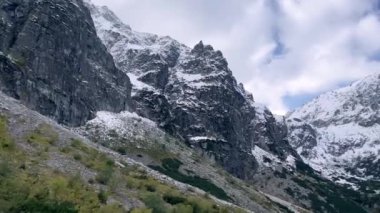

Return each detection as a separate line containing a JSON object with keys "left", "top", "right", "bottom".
{"left": 287, "top": 73, "right": 380, "bottom": 184}
{"left": 290, "top": 73, "right": 380, "bottom": 127}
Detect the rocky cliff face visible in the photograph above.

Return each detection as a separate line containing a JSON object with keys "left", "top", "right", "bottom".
{"left": 84, "top": 5, "right": 372, "bottom": 211}
{"left": 287, "top": 73, "right": 380, "bottom": 184}
{"left": 86, "top": 3, "right": 299, "bottom": 180}
{"left": 0, "top": 0, "right": 131, "bottom": 126}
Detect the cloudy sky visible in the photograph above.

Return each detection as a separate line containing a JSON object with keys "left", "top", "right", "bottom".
{"left": 92, "top": 0, "right": 380, "bottom": 115}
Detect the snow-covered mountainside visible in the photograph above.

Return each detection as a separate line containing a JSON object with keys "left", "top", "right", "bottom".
{"left": 287, "top": 73, "right": 380, "bottom": 185}
{"left": 85, "top": 1, "right": 299, "bottom": 181}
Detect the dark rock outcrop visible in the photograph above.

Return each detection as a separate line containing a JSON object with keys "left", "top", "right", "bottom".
{"left": 0, "top": 0, "right": 131, "bottom": 126}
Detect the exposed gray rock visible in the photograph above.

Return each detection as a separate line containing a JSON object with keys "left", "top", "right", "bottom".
{"left": 0, "top": 0, "right": 132, "bottom": 126}
{"left": 88, "top": 3, "right": 300, "bottom": 181}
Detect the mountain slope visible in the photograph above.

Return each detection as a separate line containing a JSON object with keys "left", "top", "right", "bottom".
{"left": 86, "top": 0, "right": 298, "bottom": 181}
{"left": 287, "top": 73, "right": 380, "bottom": 180}
{"left": 0, "top": 91, "right": 252, "bottom": 213}
{"left": 0, "top": 0, "right": 131, "bottom": 126}
{"left": 287, "top": 73, "right": 380, "bottom": 211}
{"left": 0, "top": 1, "right": 299, "bottom": 212}
{"left": 0, "top": 0, "right": 373, "bottom": 212}
{"left": 84, "top": 2, "right": 371, "bottom": 212}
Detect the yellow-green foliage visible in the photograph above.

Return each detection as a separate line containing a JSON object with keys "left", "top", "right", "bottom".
{"left": 1, "top": 119, "right": 244, "bottom": 213}
{"left": 62, "top": 139, "right": 118, "bottom": 186}
{"left": 71, "top": 143, "right": 246, "bottom": 213}
{"left": 0, "top": 167, "right": 125, "bottom": 213}
{"left": 131, "top": 208, "right": 153, "bottom": 213}
{"left": 133, "top": 189, "right": 245, "bottom": 213}
{"left": 0, "top": 115, "right": 25, "bottom": 176}
{"left": 172, "top": 204, "right": 193, "bottom": 213}
{"left": 27, "top": 124, "right": 58, "bottom": 146}
{"left": 68, "top": 139, "right": 115, "bottom": 172}
{"left": 125, "top": 172, "right": 245, "bottom": 213}
{"left": 0, "top": 120, "right": 124, "bottom": 213}
{"left": 97, "top": 204, "right": 125, "bottom": 213}
{"left": 0, "top": 115, "right": 14, "bottom": 151}
{"left": 114, "top": 141, "right": 175, "bottom": 161}
{"left": 72, "top": 140, "right": 246, "bottom": 213}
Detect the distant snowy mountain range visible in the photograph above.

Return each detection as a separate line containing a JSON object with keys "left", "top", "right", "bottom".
{"left": 287, "top": 73, "right": 380, "bottom": 187}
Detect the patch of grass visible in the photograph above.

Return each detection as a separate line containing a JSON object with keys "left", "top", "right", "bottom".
{"left": 172, "top": 204, "right": 193, "bottom": 213}
{"left": 0, "top": 121, "right": 127, "bottom": 212}
{"left": 116, "top": 146, "right": 127, "bottom": 155}
{"left": 97, "top": 204, "right": 125, "bottom": 213}
{"left": 163, "top": 194, "right": 187, "bottom": 205}
{"left": 310, "top": 182, "right": 367, "bottom": 213}
{"left": 113, "top": 162, "right": 243, "bottom": 212}
{"left": 95, "top": 165, "right": 114, "bottom": 185}
{"left": 64, "top": 139, "right": 116, "bottom": 173}
{"left": 73, "top": 153, "right": 82, "bottom": 161}
{"left": 97, "top": 189, "right": 108, "bottom": 204}
{"left": 0, "top": 118, "right": 244, "bottom": 213}
{"left": 120, "top": 142, "right": 175, "bottom": 161}
{"left": 11, "top": 199, "right": 77, "bottom": 213}
{"left": 59, "top": 146, "right": 72, "bottom": 154}
{"left": 130, "top": 208, "right": 153, "bottom": 213}
{"left": 0, "top": 160, "right": 12, "bottom": 177}
{"left": 294, "top": 174, "right": 368, "bottom": 213}
{"left": 0, "top": 147, "right": 124, "bottom": 213}
{"left": 27, "top": 124, "right": 58, "bottom": 146}
{"left": 64, "top": 140, "right": 118, "bottom": 187}
{"left": 0, "top": 115, "right": 14, "bottom": 151}
{"left": 139, "top": 190, "right": 243, "bottom": 213}
{"left": 70, "top": 138, "right": 83, "bottom": 149}
{"left": 141, "top": 193, "right": 170, "bottom": 213}
{"left": 149, "top": 158, "right": 230, "bottom": 201}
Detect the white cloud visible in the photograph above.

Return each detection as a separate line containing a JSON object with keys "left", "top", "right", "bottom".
{"left": 90, "top": 0, "right": 380, "bottom": 115}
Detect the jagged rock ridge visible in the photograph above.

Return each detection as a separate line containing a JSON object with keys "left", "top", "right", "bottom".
{"left": 86, "top": 2, "right": 300, "bottom": 180}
